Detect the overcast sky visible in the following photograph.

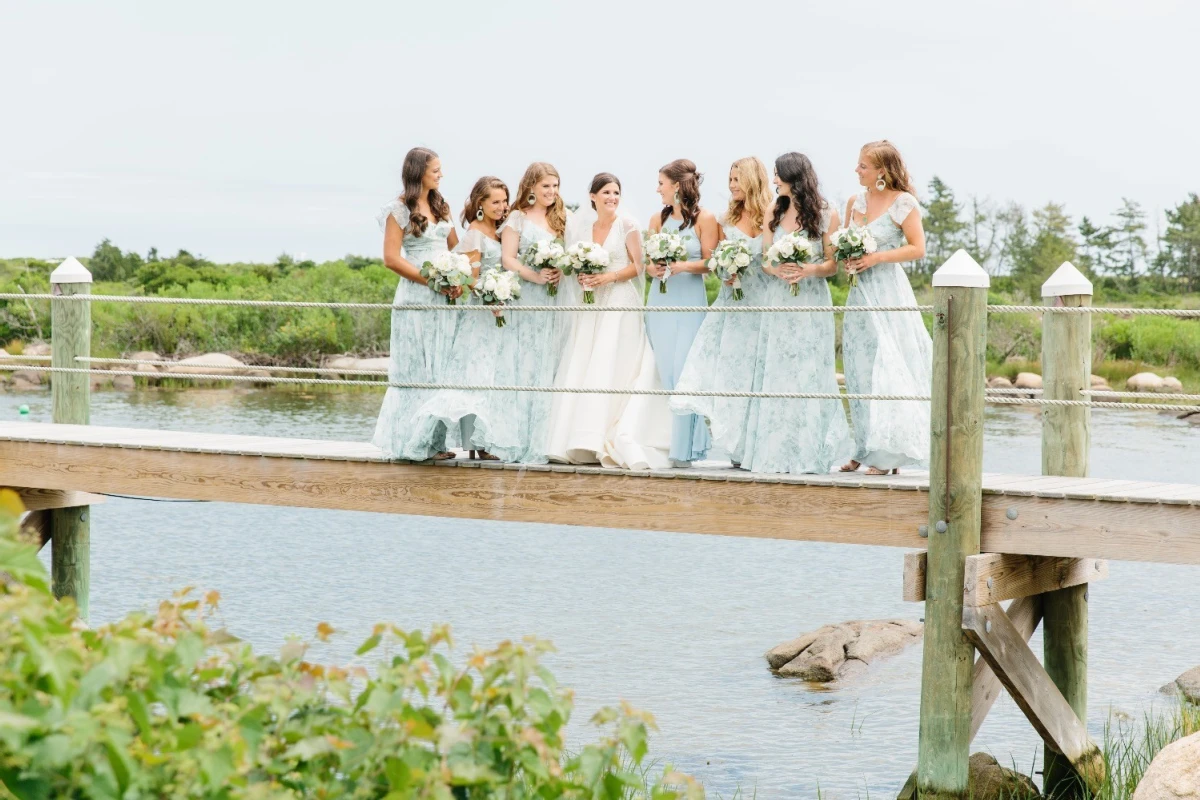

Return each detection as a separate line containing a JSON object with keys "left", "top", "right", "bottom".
{"left": 2, "top": 0, "right": 1195, "bottom": 263}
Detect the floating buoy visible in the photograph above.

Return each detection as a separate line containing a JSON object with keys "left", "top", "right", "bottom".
{"left": 18, "top": 405, "right": 30, "bottom": 416}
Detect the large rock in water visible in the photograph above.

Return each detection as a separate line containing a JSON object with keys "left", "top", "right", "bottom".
{"left": 765, "top": 620, "right": 922, "bottom": 682}
{"left": 1127, "top": 372, "right": 1165, "bottom": 392}
{"left": 968, "top": 753, "right": 1040, "bottom": 799}
{"left": 1134, "top": 731, "right": 1200, "bottom": 799}
{"left": 1163, "top": 666, "right": 1200, "bottom": 704}
{"left": 1013, "top": 372, "right": 1042, "bottom": 390}
{"left": 166, "top": 353, "right": 247, "bottom": 377}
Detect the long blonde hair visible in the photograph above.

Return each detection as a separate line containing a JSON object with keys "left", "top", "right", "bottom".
{"left": 725, "top": 157, "right": 772, "bottom": 233}
{"left": 861, "top": 140, "right": 918, "bottom": 197}
{"left": 513, "top": 162, "right": 567, "bottom": 238}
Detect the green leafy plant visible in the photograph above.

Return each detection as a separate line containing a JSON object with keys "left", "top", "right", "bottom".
{"left": 0, "top": 496, "right": 701, "bottom": 799}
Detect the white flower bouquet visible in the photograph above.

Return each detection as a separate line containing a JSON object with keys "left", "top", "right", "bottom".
{"left": 420, "top": 251, "right": 474, "bottom": 304}
{"left": 472, "top": 269, "right": 522, "bottom": 328}
{"left": 642, "top": 230, "right": 689, "bottom": 293}
{"left": 565, "top": 241, "right": 610, "bottom": 304}
{"left": 766, "top": 231, "right": 818, "bottom": 296}
{"left": 521, "top": 238, "right": 571, "bottom": 297}
{"left": 707, "top": 238, "right": 754, "bottom": 301}
{"left": 830, "top": 225, "right": 878, "bottom": 288}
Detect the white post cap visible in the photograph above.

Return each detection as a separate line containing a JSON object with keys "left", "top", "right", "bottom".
{"left": 1041, "top": 261, "right": 1092, "bottom": 298}
{"left": 932, "top": 249, "right": 990, "bottom": 288}
{"left": 49, "top": 257, "right": 93, "bottom": 284}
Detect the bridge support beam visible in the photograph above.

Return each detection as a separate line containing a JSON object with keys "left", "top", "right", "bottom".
{"left": 1041, "top": 262, "right": 1094, "bottom": 797}
{"left": 916, "top": 251, "right": 990, "bottom": 798}
{"left": 49, "top": 258, "right": 92, "bottom": 619}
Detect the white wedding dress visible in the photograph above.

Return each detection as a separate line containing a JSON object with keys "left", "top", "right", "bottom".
{"left": 544, "top": 210, "right": 672, "bottom": 469}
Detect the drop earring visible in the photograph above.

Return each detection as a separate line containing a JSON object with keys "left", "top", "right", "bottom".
{"left": 476, "top": 207, "right": 484, "bottom": 221}
{"left": 875, "top": 175, "right": 887, "bottom": 192}
{"left": 527, "top": 193, "right": 536, "bottom": 206}
{"left": 673, "top": 191, "right": 680, "bottom": 206}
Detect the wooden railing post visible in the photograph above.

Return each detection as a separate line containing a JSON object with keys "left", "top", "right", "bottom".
{"left": 1040, "top": 262, "right": 1093, "bottom": 797}
{"left": 917, "top": 251, "right": 990, "bottom": 799}
{"left": 50, "top": 257, "right": 92, "bottom": 619}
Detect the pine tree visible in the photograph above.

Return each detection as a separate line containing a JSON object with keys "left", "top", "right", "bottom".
{"left": 1010, "top": 204, "right": 1076, "bottom": 298}
{"left": 1162, "top": 193, "right": 1200, "bottom": 291}
{"left": 1077, "top": 216, "right": 1114, "bottom": 276}
{"left": 918, "top": 176, "right": 967, "bottom": 274}
{"left": 1110, "top": 198, "right": 1148, "bottom": 280}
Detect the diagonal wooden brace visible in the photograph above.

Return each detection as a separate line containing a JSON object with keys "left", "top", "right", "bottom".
{"left": 962, "top": 603, "right": 1105, "bottom": 793}
{"left": 895, "top": 596, "right": 1042, "bottom": 800}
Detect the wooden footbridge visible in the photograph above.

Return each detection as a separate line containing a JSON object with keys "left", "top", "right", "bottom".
{"left": 3, "top": 254, "right": 1200, "bottom": 798}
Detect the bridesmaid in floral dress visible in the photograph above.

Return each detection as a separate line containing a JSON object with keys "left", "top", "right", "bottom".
{"left": 671, "top": 157, "right": 773, "bottom": 466}
{"left": 644, "top": 159, "right": 718, "bottom": 465}
{"left": 411, "top": 176, "right": 515, "bottom": 460}
{"left": 493, "top": 162, "right": 568, "bottom": 463}
{"left": 839, "top": 140, "right": 932, "bottom": 475}
{"left": 372, "top": 147, "right": 461, "bottom": 461}
{"left": 743, "top": 152, "right": 849, "bottom": 474}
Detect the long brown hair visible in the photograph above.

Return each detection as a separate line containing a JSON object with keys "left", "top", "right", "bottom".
{"left": 861, "top": 140, "right": 918, "bottom": 197}
{"left": 658, "top": 159, "right": 702, "bottom": 229}
{"left": 400, "top": 146, "right": 451, "bottom": 237}
{"left": 770, "top": 152, "right": 826, "bottom": 238}
{"left": 588, "top": 172, "right": 622, "bottom": 209}
{"left": 725, "top": 157, "right": 771, "bottom": 233}
{"left": 460, "top": 176, "right": 510, "bottom": 228}
{"left": 513, "top": 162, "right": 567, "bottom": 238}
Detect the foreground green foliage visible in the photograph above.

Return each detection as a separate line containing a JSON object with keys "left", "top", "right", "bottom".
{"left": 0, "top": 498, "right": 700, "bottom": 799}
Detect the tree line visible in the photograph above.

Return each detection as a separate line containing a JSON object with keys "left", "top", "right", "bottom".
{"left": 914, "top": 179, "right": 1200, "bottom": 297}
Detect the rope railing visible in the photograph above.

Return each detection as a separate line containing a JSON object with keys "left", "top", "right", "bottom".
{"left": 4, "top": 363, "right": 1198, "bottom": 412}
{"left": 3, "top": 292, "right": 1200, "bottom": 316}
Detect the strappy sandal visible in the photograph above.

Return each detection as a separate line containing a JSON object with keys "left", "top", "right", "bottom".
{"left": 865, "top": 466, "right": 898, "bottom": 476}
{"left": 432, "top": 451, "right": 456, "bottom": 461}
{"left": 469, "top": 450, "right": 500, "bottom": 461}
{"left": 839, "top": 460, "right": 862, "bottom": 472}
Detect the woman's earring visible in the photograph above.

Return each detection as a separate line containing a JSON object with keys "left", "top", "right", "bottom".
{"left": 476, "top": 207, "right": 484, "bottom": 221}
{"left": 875, "top": 175, "right": 887, "bottom": 192}
{"left": 527, "top": 193, "right": 536, "bottom": 206}
{"left": 673, "top": 191, "right": 681, "bottom": 206}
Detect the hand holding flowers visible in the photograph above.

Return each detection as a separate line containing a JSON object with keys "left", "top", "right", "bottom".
{"left": 521, "top": 238, "right": 571, "bottom": 296}
{"left": 766, "top": 232, "right": 818, "bottom": 296}
{"left": 565, "top": 242, "right": 611, "bottom": 304}
{"left": 642, "top": 231, "right": 689, "bottom": 293}
{"left": 420, "top": 252, "right": 474, "bottom": 305}
{"left": 830, "top": 225, "right": 879, "bottom": 288}
{"left": 707, "top": 238, "right": 754, "bottom": 301}
{"left": 472, "top": 269, "right": 522, "bottom": 328}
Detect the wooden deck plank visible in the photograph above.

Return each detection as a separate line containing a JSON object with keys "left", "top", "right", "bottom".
{"left": 0, "top": 423, "right": 1197, "bottom": 563}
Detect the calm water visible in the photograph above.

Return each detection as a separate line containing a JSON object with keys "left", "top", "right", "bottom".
{"left": 5, "top": 388, "right": 1199, "bottom": 798}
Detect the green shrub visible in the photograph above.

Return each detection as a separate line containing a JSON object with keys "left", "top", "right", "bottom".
{"left": 0, "top": 498, "right": 700, "bottom": 799}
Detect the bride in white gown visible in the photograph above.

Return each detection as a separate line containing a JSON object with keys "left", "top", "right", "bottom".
{"left": 545, "top": 172, "right": 673, "bottom": 469}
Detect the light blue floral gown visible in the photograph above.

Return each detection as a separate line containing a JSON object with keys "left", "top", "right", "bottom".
{"left": 740, "top": 207, "right": 850, "bottom": 474}
{"left": 489, "top": 209, "right": 565, "bottom": 463}
{"left": 670, "top": 220, "right": 768, "bottom": 464}
{"left": 371, "top": 200, "right": 460, "bottom": 460}
{"left": 409, "top": 227, "right": 518, "bottom": 455}
{"left": 841, "top": 192, "right": 932, "bottom": 470}
{"left": 645, "top": 216, "right": 711, "bottom": 464}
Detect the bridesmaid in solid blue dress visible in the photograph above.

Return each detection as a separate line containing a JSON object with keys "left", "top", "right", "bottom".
{"left": 670, "top": 157, "right": 773, "bottom": 466}
{"left": 742, "top": 152, "right": 849, "bottom": 473}
{"left": 839, "top": 140, "right": 932, "bottom": 475}
{"left": 372, "top": 147, "right": 462, "bottom": 461}
{"left": 644, "top": 159, "right": 718, "bottom": 465}
{"left": 492, "top": 162, "right": 568, "bottom": 463}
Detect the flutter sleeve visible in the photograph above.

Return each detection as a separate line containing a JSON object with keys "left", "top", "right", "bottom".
{"left": 376, "top": 199, "right": 409, "bottom": 233}
{"left": 821, "top": 203, "right": 838, "bottom": 235}
{"left": 502, "top": 209, "right": 525, "bottom": 239}
{"left": 454, "top": 228, "right": 485, "bottom": 262}
{"left": 889, "top": 192, "right": 921, "bottom": 225}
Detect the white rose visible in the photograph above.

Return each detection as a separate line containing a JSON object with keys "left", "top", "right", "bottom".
{"left": 495, "top": 283, "right": 512, "bottom": 301}
{"left": 719, "top": 256, "right": 733, "bottom": 268}
{"left": 734, "top": 252, "right": 750, "bottom": 267}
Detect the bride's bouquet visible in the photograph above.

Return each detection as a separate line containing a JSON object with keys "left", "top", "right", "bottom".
{"left": 642, "top": 230, "right": 689, "bottom": 294}
{"left": 420, "top": 251, "right": 474, "bottom": 304}
{"left": 564, "top": 241, "right": 610, "bottom": 304}
{"left": 830, "top": 225, "right": 878, "bottom": 288}
{"left": 707, "top": 238, "right": 754, "bottom": 301}
{"left": 766, "top": 231, "right": 818, "bottom": 296}
{"left": 472, "top": 269, "right": 522, "bottom": 328}
{"left": 521, "top": 238, "right": 571, "bottom": 297}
